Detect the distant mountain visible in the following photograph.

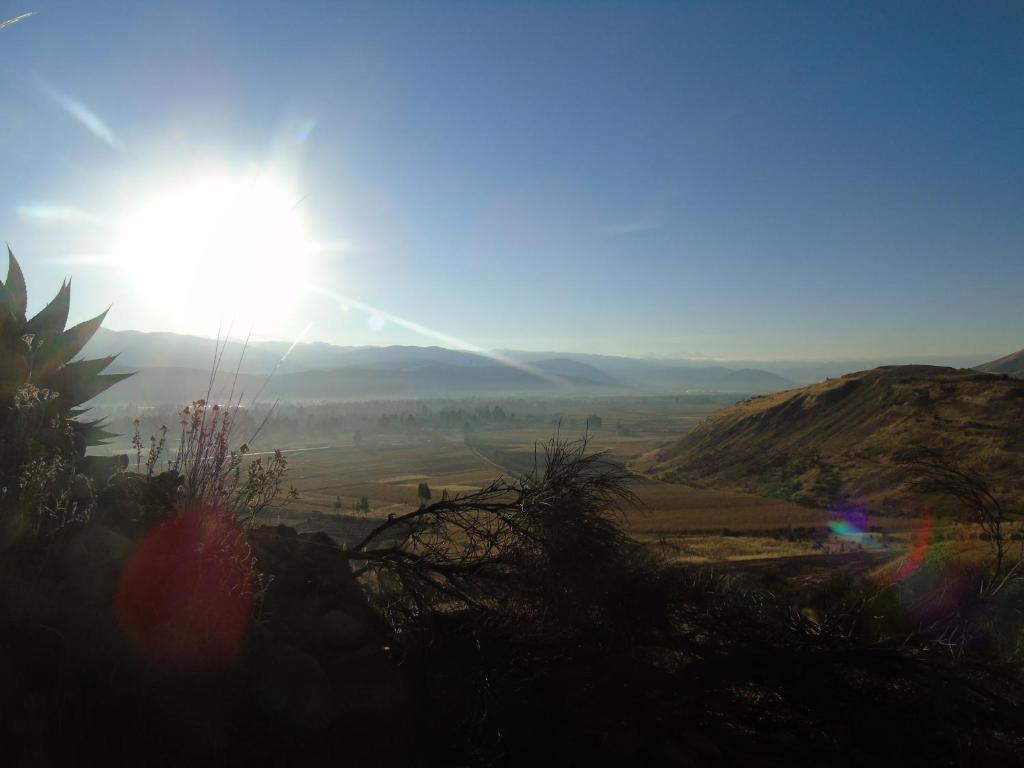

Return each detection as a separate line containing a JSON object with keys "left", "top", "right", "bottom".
{"left": 500, "top": 349, "right": 996, "bottom": 385}
{"left": 633, "top": 365, "right": 1024, "bottom": 510}
{"left": 83, "top": 329, "right": 797, "bottom": 404}
{"left": 503, "top": 350, "right": 794, "bottom": 393}
{"left": 309, "top": 345, "right": 495, "bottom": 369}
{"left": 976, "top": 348, "right": 1024, "bottom": 378}
{"left": 627, "top": 365, "right": 794, "bottom": 393}
{"left": 92, "top": 362, "right": 607, "bottom": 405}
{"left": 530, "top": 358, "right": 619, "bottom": 386}
{"left": 84, "top": 329, "right": 314, "bottom": 374}
{"left": 713, "top": 355, "right": 996, "bottom": 384}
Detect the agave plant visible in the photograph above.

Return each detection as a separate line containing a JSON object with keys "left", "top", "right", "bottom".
{"left": 0, "top": 248, "right": 131, "bottom": 450}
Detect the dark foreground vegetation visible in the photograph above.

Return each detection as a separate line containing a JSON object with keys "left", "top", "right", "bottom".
{"left": 3, "top": 255, "right": 1024, "bottom": 766}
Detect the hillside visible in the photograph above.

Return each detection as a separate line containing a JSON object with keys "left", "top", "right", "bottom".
{"left": 634, "top": 365, "right": 1024, "bottom": 509}
{"left": 976, "top": 348, "right": 1024, "bottom": 378}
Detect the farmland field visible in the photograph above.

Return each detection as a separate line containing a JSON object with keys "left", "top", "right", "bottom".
{"left": 93, "top": 393, "right": 965, "bottom": 572}
{"left": 108, "top": 393, "right": 948, "bottom": 569}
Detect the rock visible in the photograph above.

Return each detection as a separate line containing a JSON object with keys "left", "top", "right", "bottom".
{"left": 0, "top": 644, "right": 13, "bottom": 706}
{"left": 252, "top": 644, "right": 333, "bottom": 724}
{"left": 321, "top": 610, "right": 367, "bottom": 651}
{"left": 325, "top": 646, "right": 411, "bottom": 718}
{"left": 249, "top": 524, "right": 380, "bottom": 650}
{"left": 53, "top": 523, "right": 134, "bottom": 608}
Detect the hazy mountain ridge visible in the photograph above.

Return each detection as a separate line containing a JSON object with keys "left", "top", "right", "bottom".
{"left": 501, "top": 349, "right": 998, "bottom": 384}
{"left": 85, "top": 329, "right": 796, "bottom": 402}
{"left": 86, "top": 328, "right": 996, "bottom": 391}
{"left": 633, "top": 365, "right": 1024, "bottom": 510}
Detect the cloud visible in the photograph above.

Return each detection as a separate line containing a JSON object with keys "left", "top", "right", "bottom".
{"left": 17, "top": 203, "right": 104, "bottom": 224}
{"left": 0, "top": 11, "right": 37, "bottom": 32}
{"left": 44, "top": 254, "right": 117, "bottom": 265}
{"left": 39, "top": 81, "right": 124, "bottom": 152}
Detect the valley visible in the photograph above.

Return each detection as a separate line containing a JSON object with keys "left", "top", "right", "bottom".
{"left": 95, "top": 389, "right": 968, "bottom": 571}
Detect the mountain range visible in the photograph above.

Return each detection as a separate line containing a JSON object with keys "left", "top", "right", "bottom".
{"left": 81, "top": 328, "right": 797, "bottom": 404}
{"left": 79, "top": 329, "right": 1020, "bottom": 406}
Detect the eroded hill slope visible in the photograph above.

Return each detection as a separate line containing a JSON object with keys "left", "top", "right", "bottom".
{"left": 976, "top": 348, "right": 1024, "bottom": 378}
{"left": 633, "top": 365, "right": 1024, "bottom": 509}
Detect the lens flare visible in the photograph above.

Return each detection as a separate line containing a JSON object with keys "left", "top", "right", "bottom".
{"left": 827, "top": 507, "right": 873, "bottom": 547}
{"left": 891, "top": 515, "right": 935, "bottom": 584}
{"left": 115, "top": 505, "right": 253, "bottom": 669}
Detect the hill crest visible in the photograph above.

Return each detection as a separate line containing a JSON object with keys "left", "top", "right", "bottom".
{"left": 976, "top": 348, "right": 1024, "bottom": 377}
{"left": 634, "top": 365, "right": 1024, "bottom": 510}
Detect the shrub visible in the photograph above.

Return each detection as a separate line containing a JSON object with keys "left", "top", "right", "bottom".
{"left": 0, "top": 251, "right": 129, "bottom": 539}
{"left": 344, "top": 437, "right": 670, "bottom": 642}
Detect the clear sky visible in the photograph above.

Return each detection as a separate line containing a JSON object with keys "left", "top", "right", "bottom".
{"left": 0, "top": 1, "right": 1021, "bottom": 360}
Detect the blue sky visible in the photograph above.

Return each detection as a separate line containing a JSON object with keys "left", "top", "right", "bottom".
{"left": 0, "top": 1, "right": 1021, "bottom": 360}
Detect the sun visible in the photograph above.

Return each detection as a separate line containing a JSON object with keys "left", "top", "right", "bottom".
{"left": 112, "top": 173, "right": 312, "bottom": 336}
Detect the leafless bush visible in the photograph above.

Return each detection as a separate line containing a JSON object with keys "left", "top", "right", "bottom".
{"left": 345, "top": 436, "right": 652, "bottom": 634}
{"left": 165, "top": 399, "right": 290, "bottom": 522}
{"left": 898, "top": 445, "right": 1023, "bottom": 593}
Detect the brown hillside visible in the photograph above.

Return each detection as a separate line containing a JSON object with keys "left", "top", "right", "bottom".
{"left": 633, "top": 365, "right": 1024, "bottom": 510}
{"left": 976, "top": 348, "right": 1024, "bottom": 378}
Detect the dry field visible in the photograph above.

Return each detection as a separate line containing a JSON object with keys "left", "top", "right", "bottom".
{"left": 264, "top": 405, "right": 945, "bottom": 568}
{"left": 96, "top": 395, "right": 957, "bottom": 569}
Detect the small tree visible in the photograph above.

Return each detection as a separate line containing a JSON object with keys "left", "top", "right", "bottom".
{"left": 899, "top": 446, "right": 1023, "bottom": 591}
{"left": 417, "top": 481, "right": 432, "bottom": 506}
{"left": 344, "top": 437, "right": 657, "bottom": 637}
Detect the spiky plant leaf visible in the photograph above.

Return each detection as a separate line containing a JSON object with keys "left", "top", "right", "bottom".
{"left": 32, "top": 308, "right": 110, "bottom": 376}
{"left": 73, "top": 418, "right": 119, "bottom": 445}
{"left": 1, "top": 249, "right": 133, "bottom": 446}
{"left": 0, "top": 334, "right": 31, "bottom": 393}
{"left": 59, "top": 371, "right": 134, "bottom": 408}
{"left": 0, "top": 309, "right": 17, "bottom": 352}
{"left": 5, "top": 247, "right": 26, "bottom": 320}
{"left": 0, "top": 280, "right": 16, "bottom": 321}
{"left": 25, "top": 279, "right": 71, "bottom": 341}
{"left": 58, "top": 307, "right": 109, "bottom": 361}
{"left": 38, "top": 354, "right": 119, "bottom": 393}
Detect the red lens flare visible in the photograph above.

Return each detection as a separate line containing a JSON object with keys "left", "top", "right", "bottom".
{"left": 891, "top": 515, "right": 934, "bottom": 584}
{"left": 115, "top": 505, "right": 254, "bottom": 669}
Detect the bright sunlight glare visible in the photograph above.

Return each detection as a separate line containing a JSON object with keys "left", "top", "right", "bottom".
{"left": 112, "top": 174, "right": 312, "bottom": 336}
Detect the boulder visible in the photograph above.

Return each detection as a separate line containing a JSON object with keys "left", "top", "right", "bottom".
{"left": 52, "top": 523, "right": 134, "bottom": 608}
{"left": 249, "top": 525, "right": 380, "bottom": 651}
{"left": 252, "top": 644, "right": 333, "bottom": 724}
{"left": 321, "top": 609, "right": 367, "bottom": 652}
